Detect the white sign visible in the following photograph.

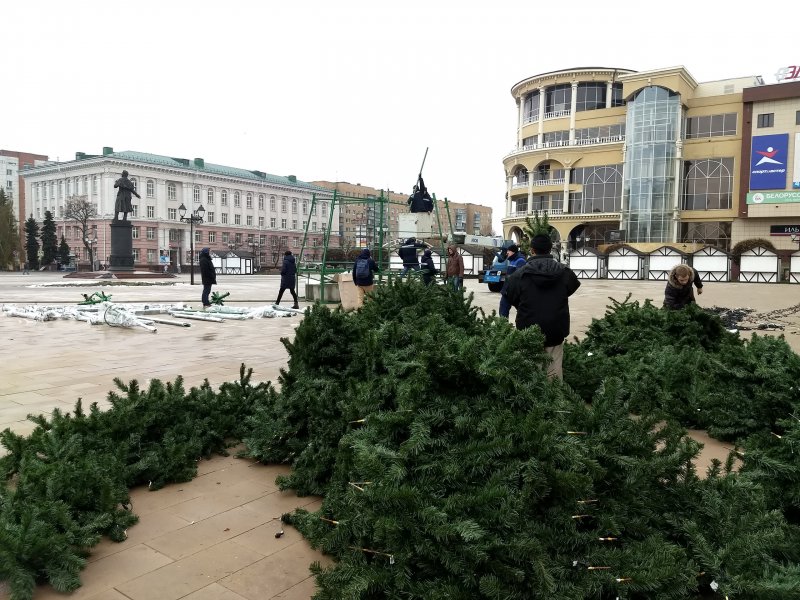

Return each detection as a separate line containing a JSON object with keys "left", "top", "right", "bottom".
{"left": 776, "top": 65, "right": 800, "bottom": 82}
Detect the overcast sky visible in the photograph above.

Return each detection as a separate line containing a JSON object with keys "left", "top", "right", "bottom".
{"left": 4, "top": 0, "right": 796, "bottom": 231}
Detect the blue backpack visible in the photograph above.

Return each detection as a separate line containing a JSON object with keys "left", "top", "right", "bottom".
{"left": 355, "top": 258, "right": 370, "bottom": 280}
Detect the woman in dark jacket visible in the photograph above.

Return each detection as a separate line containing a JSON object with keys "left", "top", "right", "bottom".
{"left": 664, "top": 264, "right": 703, "bottom": 309}
{"left": 276, "top": 250, "right": 299, "bottom": 308}
{"left": 198, "top": 247, "right": 217, "bottom": 308}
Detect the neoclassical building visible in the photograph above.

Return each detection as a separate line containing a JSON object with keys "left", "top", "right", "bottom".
{"left": 21, "top": 148, "right": 335, "bottom": 270}
{"left": 503, "top": 66, "right": 759, "bottom": 251}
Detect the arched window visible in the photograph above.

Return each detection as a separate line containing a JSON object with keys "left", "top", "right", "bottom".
{"left": 682, "top": 158, "right": 734, "bottom": 210}
{"left": 234, "top": 191, "right": 241, "bottom": 207}
{"left": 302, "top": 200, "right": 308, "bottom": 214}
{"left": 571, "top": 166, "right": 622, "bottom": 214}
{"left": 292, "top": 198, "right": 298, "bottom": 214}
{"left": 246, "top": 192, "right": 253, "bottom": 209}
{"left": 513, "top": 167, "right": 528, "bottom": 185}
{"left": 281, "top": 197, "right": 287, "bottom": 212}
{"left": 258, "top": 194, "right": 265, "bottom": 210}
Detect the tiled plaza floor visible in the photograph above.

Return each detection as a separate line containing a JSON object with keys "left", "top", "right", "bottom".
{"left": 2, "top": 272, "right": 799, "bottom": 599}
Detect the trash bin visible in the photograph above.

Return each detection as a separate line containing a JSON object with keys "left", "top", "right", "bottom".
{"left": 337, "top": 272, "right": 362, "bottom": 310}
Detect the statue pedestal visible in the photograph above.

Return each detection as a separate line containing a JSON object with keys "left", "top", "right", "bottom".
{"left": 109, "top": 221, "right": 135, "bottom": 272}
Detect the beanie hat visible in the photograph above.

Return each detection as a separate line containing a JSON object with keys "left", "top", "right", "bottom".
{"left": 507, "top": 243, "right": 519, "bottom": 253}
{"left": 284, "top": 250, "right": 292, "bottom": 256}
{"left": 531, "top": 234, "right": 552, "bottom": 253}
{"left": 200, "top": 247, "right": 210, "bottom": 255}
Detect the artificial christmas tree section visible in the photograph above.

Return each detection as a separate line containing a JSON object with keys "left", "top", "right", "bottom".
{"left": 245, "top": 283, "right": 800, "bottom": 599}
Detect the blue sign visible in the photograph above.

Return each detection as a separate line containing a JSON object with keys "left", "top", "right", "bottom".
{"left": 750, "top": 134, "right": 789, "bottom": 190}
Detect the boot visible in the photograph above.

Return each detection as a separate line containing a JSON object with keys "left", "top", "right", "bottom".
{"left": 292, "top": 303, "right": 299, "bottom": 309}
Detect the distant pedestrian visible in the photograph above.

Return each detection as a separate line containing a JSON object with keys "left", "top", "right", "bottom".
{"left": 420, "top": 248, "right": 438, "bottom": 286}
{"left": 198, "top": 247, "right": 216, "bottom": 308}
{"left": 504, "top": 234, "right": 580, "bottom": 380}
{"left": 398, "top": 237, "right": 427, "bottom": 277}
{"left": 276, "top": 250, "right": 299, "bottom": 309}
{"left": 663, "top": 264, "right": 703, "bottom": 309}
{"left": 352, "top": 248, "right": 380, "bottom": 303}
{"left": 499, "top": 244, "right": 526, "bottom": 319}
{"left": 22, "top": 261, "right": 29, "bottom": 275}
{"left": 445, "top": 245, "right": 464, "bottom": 291}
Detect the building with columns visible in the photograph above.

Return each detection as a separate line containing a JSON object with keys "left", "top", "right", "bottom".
{"left": 503, "top": 66, "right": 760, "bottom": 252}
{"left": 21, "top": 147, "right": 335, "bottom": 270}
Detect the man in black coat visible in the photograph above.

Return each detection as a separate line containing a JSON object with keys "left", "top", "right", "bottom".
{"left": 504, "top": 234, "right": 580, "bottom": 379}
{"left": 198, "top": 247, "right": 217, "bottom": 308}
{"left": 398, "top": 237, "right": 428, "bottom": 277}
{"left": 276, "top": 250, "right": 299, "bottom": 309}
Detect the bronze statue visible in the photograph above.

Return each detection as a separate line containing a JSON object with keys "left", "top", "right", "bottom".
{"left": 113, "top": 170, "right": 140, "bottom": 221}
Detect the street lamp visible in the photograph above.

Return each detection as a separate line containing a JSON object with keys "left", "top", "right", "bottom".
{"left": 248, "top": 240, "right": 262, "bottom": 273}
{"left": 179, "top": 203, "right": 205, "bottom": 285}
{"left": 84, "top": 237, "right": 98, "bottom": 271}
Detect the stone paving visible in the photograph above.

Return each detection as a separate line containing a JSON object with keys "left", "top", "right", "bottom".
{"left": 1, "top": 271, "right": 799, "bottom": 599}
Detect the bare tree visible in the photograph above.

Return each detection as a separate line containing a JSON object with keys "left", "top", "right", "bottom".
{"left": 64, "top": 198, "right": 98, "bottom": 267}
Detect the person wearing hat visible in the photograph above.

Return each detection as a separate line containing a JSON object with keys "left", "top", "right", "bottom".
{"left": 499, "top": 243, "right": 527, "bottom": 319}
{"left": 503, "top": 234, "right": 580, "bottom": 379}
{"left": 276, "top": 250, "right": 299, "bottom": 309}
{"left": 352, "top": 248, "right": 380, "bottom": 302}
{"left": 198, "top": 247, "right": 217, "bottom": 309}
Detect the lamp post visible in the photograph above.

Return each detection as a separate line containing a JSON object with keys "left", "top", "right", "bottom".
{"left": 248, "top": 240, "right": 261, "bottom": 273}
{"left": 84, "top": 237, "right": 98, "bottom": 271}
{"left": 179, "top": 203, "right": 205, "bottom": 285}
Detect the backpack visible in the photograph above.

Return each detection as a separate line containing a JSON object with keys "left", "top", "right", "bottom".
{"left": 355, "top": 258, "right": 370, "bottom": 280}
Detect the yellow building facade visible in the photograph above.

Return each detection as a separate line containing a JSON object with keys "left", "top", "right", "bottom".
{"left": 502, "top": 66, "right": 761, "bottom": 252}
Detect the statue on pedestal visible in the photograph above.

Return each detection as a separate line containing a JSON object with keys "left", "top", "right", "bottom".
{"left": 113, "top": 170, "right": 140, "bottom": 221}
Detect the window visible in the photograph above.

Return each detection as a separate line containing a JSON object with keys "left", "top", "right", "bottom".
{"left": 234, "top": 214, "right": 241, "bottom": 225}
{"left": 321, "top": 202, "right": 327, "bottom": 217}
{"left": 206, "top": 212, "right": 214, "bottom": 223}
{"left": 207, "top": 188, "right": 215, "bottom": 205}
{"left": 545, "top": 84, "right": 572, "bottom": 114}
{"left": 221, "top": 190, "right": 228, "bottom": 206}
{"left": 132, "top": 227, "right": 139, "bottom": 239}
{"left": 168, "top": 208, "right": 177, "bottom": 220}
{"left": 682, "top": 158, "right": 734, "bottom": 210}
{"left": 523, "top": 90, "right": 540, "bottom": 121}
{"left": 312, "top": 222, "right": 317, "bottom": 231}
{"left": 569, "top": 165, "right": 623, "bottom": 214}
{"left": 757, "top": 113, "right": 774, "bottom": 128}
{"left": 147, "top": 249, "right": 156, "bottom": 263}
{"left": 131, "top": 205, "right": 139, "bottom": 217}
{"left": 195, "top": 230, "right": 202, "bottom": 243}
{"left": 194, "top": 186, "right": 201, "bottom": 203}
{"left": 281, "top": 197, "right": 287, "bottom": 212}
{"left": 235, "top": 233, "right": 242, "bottom": 244}
{"left": 146, "top": 227, "right": 155, "bottom": 240}
{"left": 680, "top": 221, "right": 731, "bottom": 252}
{"left": 258, "top": 216, "right": 264, "bottom": 227}
{"left": 302, "top": 200, "right": 308, "bottom": 214}
{"left": 270, "top": 196, "right": 276, "bottom": 211}
{"left": 247, "top": 233, "right": 255, "bottom": 244}
{"left": 292, "top": 220, "right": 298, "bottom": 230}
{"left": 258, "top": 194, "right": 265, "bottom": 210}
{"left": 221, "top": 213, "right": 228, "bottom": 224}
{"left": 575, "top": 82, "right": 606, "bottom": 112}
{"left": 132, "top": 248, "right": 139, "bottom": 262}
{"left": 147, "top": 179, "right": 155, "bottom": 198}
{"left": 169, "top": 229, "right": 180, "bottom": 242}
{"left": 147, "top": 205, "right": 155, "bottom": 218}
{"left": 168, "top": 183, "right": 176, "bottom": 200}
{"left": 292, "top": 198, "right": 298, "bottom": 213}
{"left": 234, "top": 192, "right": 241, "bottom": 207}
{"left": 247, "top": 215, "right": 253, "bottom": 226}
{"left": 222, "top": 232, "right": 229, "bottom": 243}
{"left": 246, "top": 193, "right": 253, "bottom": 209}
{"left": 293, "top": 237, "right": 299, "bottom": 248}
{"left": 796, "top": 110, "right": 800, "bottom": 126}
{"left": 92, "top": 176, "right": 98, "bottom": 194}
{"left": 259, "top": 235, "right": 266, "bottom": 245}
{"left": 50, "top": 181, "right": 55, "bottom": 198}
{"left": 209, "top": 231, "right": 216, "bottom": 243}
{"left": 130, "top": 177, "right": 137, "bottom": 190}
{"left": 685, "top": 113, "right": 737, "bottom": 138}
{"left": 281, "top": 218, "right": 287, "bottom": 228}
{"left": 270, "top": 217, "right": 276, "bottom": 228}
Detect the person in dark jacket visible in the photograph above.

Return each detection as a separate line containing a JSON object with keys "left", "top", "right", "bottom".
{"left": 276, "top": 250, "right": 299, "bottom": 309}
{"left": 352, "top": 248, "right": 380, "bottom": 302}
{"left": 420, "top": 248, "right": 438, "bottom": 285}
{"left": 504, "top": 234, "right": 581, "bottom": 379}
{"left": 445, "top": 245, "right": 464, "bottom": 290}
{"left": 398, "top": 237, "right": 428, "bottom": 277}
{"left": 407, "top": 175, "right": 433, "bottom": 213}
{"left": 499, "top": 243, "right": 527, "bottom": 319}
{"left": 198, "top": 247, "right": 217, "bottom": 308}
{"left": 663, "top": 264, "right": 703, "bottom": 309}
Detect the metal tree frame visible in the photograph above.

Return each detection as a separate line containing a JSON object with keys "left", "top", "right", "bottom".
{"left": 297, "top": 189, "right": 453, "bottom": 303}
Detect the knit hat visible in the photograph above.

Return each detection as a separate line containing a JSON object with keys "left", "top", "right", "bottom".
{"left": 507, "top": 243, "right": 519, "bottom": 253}
{"left": 200, "top": 247, "right": 210, "bottom": 255}
{"left": 531, "top": 235, "right": 552, "bottom": 253}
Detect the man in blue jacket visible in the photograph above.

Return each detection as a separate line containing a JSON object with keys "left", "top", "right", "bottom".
{"left": 499, "top": 243, "right": 527, "bottom": 319}
{"left": 504, "top": 234, "right": 580, "bottom": 379}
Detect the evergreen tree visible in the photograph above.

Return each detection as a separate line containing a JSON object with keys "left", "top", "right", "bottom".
{"left": 58, "top": 235, "right": 70, "bottom": 266}
{"left": 24, "top": 215, "right": 40, "bottom": 270}
{"left": 40, "top": 211, "right": 58, "bottom": 268}
{"left": 519, "top": 211, "right": 551, "bottom": 254}
{"left": 0, "top": 188, "right": 21, "bottom": 270}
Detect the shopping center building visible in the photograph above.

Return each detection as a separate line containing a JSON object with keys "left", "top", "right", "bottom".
{"left": 502, "top": 66, "right": 800, "bottom": 255}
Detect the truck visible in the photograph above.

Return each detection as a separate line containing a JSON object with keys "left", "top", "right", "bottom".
{"left": 447, "top": 233, "right": 514, "bottom": 293}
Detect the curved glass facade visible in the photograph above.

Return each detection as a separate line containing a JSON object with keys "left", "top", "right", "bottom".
{"left": 622, "top": 86, "right": 681, "bottom": 243}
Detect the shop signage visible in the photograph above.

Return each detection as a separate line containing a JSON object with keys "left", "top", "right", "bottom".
{"left": 747, "top": 191, "right": 800, "bottom": 204}
{"left": 775, "top": 66, "right": 800, "bottom": 82}
{"left": 770, "top": 225, "right": 800, "bottom": 236}
{"left": 750, "top": 134, "right": 789, "bottom": 190}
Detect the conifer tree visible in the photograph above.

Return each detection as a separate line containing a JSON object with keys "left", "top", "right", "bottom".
{"left": 58, "top": 235, "right": 70, "bottom": 266}
{"left": 40, "top": 210, "right": 58, "bottom": 268}
{"left": 24, "top": 215, "right": 40, "bottom": 270}
{"left": 0, "top": 188, "right": 21, "bottom": 269}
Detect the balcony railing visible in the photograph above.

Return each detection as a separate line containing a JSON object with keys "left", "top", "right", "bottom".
{"left": 544, "top": 109, "right": 571, "bottom": 120}
{"left": 505, "top": 134, "right": 625, "bottom": 159}
{"left": 510, "top": 208, "right": 564, "bottom": 217}
{"left": 532, "top": 177, "right": 565, "bottom": 187}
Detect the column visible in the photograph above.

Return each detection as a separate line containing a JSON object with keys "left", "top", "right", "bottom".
{"left": 527, "top": 176, "right": 534, "bottom": 215}
{"left": 606, "top": 81, "right": 614, "bottom": 108}
{"left": 562, "top": 167, "right": 571, "bottom": 213}
{"left": 517, "top": 98, "right": 524, "bottom": 148}
{"left": 672, "top": 138, "right": 683, "bottom": 242}
{"left": 569, "top": 82, "right": 578, "bottom": 144}
{"left": 537, "top": 87, "right": 546, "bottom": 138}
{"left": 506, "top": 177, "right": 513, "bottom": 217}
